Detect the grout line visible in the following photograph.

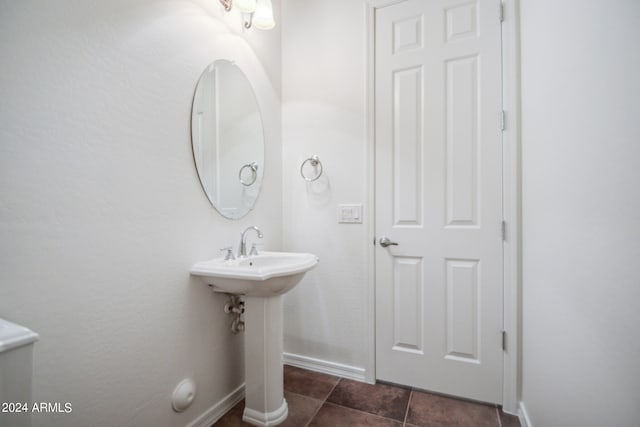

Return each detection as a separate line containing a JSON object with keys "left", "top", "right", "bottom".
{"left": 323, "top": 401, "right": 404, "bottom": 425}
{"left": 320, "top": 379, "right": 409, "bottom": 425}
{"left": 304, "top": 377, "right": 341, "bottom": 426}
{"left": 325, "top": 376, "right": 341, "bottom": 401}
{"left": 281, "top": 390, "right": 323, "bottom": 427}
{"left": 288, "top": 366, "right": 506, "bottom": 427}
{"left": 321, "top": 378, "right": 410, "bottom": 425}
{"left": 302, "top": 399, "right": 322, "bottom": 427}
{"left": 403, "top": 390, "right": 413, "bottom": 426}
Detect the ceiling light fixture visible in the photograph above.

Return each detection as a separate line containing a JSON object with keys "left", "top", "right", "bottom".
{"left": 218, "top": 0, "right": 275, "bottom": 30}
{"left": 252, "top": 0, "right": 275, "bottom": 30}
{"left": 233, "top": 0, "right": 257, "bottom": 13}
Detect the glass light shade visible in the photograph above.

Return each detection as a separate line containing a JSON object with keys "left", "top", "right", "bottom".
{"left": 234, "top": 0, "right": 257, "bottom": 13}
{"left": 252, "top": 0, "right": 275, "bottom": 30}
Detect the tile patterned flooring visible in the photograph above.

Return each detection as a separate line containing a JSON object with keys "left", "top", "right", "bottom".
{"left": 213, "top": 365, "right": 521, "bottom": 427}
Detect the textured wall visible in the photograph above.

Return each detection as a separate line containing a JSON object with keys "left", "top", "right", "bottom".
{"left": 281, "top": 3, "right": 640, "bottom": 426}
{"left": 0, "top": 1, "right": 281, "bottom": 426}
{"left": 520, "top": 0, "right": 640, "bottom": 425}
{"left": 281, "top": 0, "right": 370, "bottom": 374}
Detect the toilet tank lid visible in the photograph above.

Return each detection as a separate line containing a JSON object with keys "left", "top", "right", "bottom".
{"left": 0, "top": 318, "right": 39, "bottom": 353}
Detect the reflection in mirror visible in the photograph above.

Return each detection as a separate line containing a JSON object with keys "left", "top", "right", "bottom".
{"left": 191, "top": 60, "right": 265, "bottom": 219}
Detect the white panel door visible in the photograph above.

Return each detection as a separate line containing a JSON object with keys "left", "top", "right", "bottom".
{"left": 375, "top": 0, "right": 503, "bottom": 403}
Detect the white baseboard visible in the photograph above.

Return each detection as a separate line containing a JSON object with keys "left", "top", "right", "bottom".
{"left": 518, "top": 401, "right": 532, "bottom": 427}
{"left": 187, "top": 383, "right": 245, "bottom": 427}
{"left": 188, "top": 354, "right": 366, "bottom": 426}
{"left": 283, "top": 352, "right": 368, "bottom": 383}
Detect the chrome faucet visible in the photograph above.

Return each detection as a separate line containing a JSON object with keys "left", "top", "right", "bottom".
{"left": 238, "top": 226, "right": 263, "bottom": 258}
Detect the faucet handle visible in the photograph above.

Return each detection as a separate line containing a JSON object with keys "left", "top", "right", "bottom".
{"left": 220, "top": 246, "right": 235, "bottom": 261}
{"left": 249, "top": 243, "right": 259, "bottom": 256}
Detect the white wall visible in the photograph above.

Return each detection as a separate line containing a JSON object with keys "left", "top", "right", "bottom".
{"left": 520, "top": 0, "right": 640, "bottom": 425}
{"left": 0, "top": 1, "right": 281, "bottom": 426}
{"left": 281, "top": 2, "right": 640, "bottom": 425}
{"left": 281, "top": 0, "right": 370, "bottom": 374}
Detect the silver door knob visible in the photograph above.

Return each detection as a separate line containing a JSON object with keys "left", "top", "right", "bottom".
{"left": 379, "top": 237, "right": 399, "bottom": 247}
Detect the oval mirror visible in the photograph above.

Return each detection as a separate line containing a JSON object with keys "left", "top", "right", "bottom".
{"left": 191, "top": 60, "right": 265, "bottom": 219}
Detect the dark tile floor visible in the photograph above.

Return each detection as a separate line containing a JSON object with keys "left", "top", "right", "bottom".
{"left": 213, "top": 365, "right": 521, "bottom": 427}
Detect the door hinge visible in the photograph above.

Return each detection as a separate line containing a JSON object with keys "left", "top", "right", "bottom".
{"left": 501, "top": 220, "right": 507, "bottom": 241}
{"left": 502, "top": 330, "right": 507, "bottom": 351}
{"left": 500, "top": 110, "right": 506, "bottom": 131}
{"left": 499, "top": 3, "right": 504, "bottom": 22}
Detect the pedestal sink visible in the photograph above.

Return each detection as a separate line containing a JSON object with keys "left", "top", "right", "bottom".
{"left": 191, "top": 251, "right": 318, "bottom": 426}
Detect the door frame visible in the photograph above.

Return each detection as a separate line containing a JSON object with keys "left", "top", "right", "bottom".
{"left": 364, "top": 0, "right": 521, "bottom": 414}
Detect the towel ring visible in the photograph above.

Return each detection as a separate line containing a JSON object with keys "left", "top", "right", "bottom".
{"left": 300, "top": 155, "right": 323, "bottom": 182}
{"left": 239, "top": 162, "right": 258, "bottom": 186}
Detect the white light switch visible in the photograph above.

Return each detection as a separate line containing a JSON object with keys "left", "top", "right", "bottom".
{"left": 338, "top": 204, "right": 363, "bottom": 224}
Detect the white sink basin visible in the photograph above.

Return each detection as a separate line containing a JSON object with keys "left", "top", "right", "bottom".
{"left": 190, "top": 251, "right": 318, "bottom": 297}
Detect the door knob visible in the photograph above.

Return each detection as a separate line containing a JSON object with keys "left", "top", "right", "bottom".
{"left": 379, "top": 237, "right": 399, "bottom": 247}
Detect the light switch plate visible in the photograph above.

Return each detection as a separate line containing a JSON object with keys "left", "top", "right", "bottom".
{"left": 338, "top": 204, "right": 363, "bottom": 224}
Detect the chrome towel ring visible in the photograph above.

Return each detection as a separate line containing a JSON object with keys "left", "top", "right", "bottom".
{"left": 300, "top": 155, "right": 323, "bottom": 182}
{"left": 239, "top": 162, "right": 258, "bottom": 186}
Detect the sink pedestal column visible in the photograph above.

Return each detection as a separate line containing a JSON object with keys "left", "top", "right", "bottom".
{"left": 242, "top": 295, "right": 288, "bottom": 426}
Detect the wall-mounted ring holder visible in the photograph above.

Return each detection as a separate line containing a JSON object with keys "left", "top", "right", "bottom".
{"left": 300, "top": 155, "right": 323, "bottom": 182}
{"left": 239, "top": 162, "right": 258, "bottom": 186}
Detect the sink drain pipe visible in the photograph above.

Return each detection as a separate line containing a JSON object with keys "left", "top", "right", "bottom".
{"left": 224, "top": 294, "right": 245, "bottom": 334}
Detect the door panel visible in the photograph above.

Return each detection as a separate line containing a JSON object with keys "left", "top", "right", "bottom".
{"left": 392, "top": 256, "right": 424, "bottom": 353}
{"left": 393, "top": 66, "right": 423, "bottom": 226}
{"left": 375, "top": 0, "right": 503, "bottom": 403}
{"left": 446, "top": 55, "right": 479, "bottom": 226}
